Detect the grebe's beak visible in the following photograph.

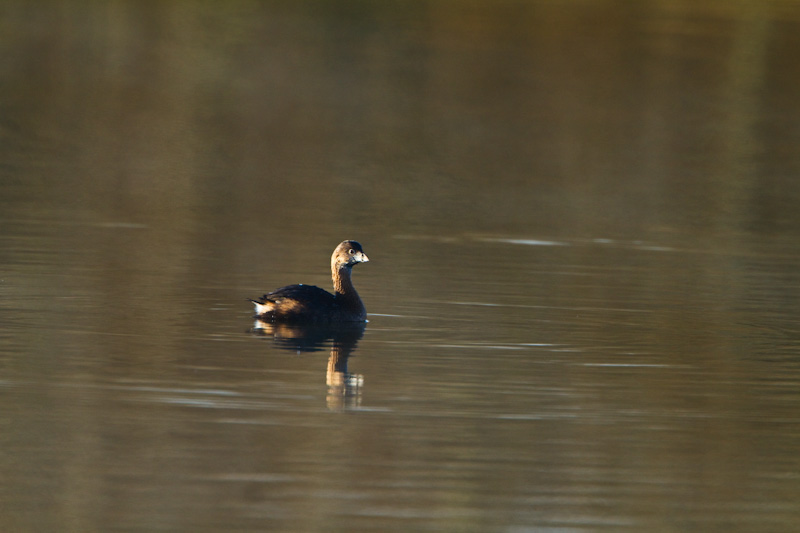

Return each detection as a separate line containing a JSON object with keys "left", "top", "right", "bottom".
{"left": 356, "top": 252, "right": 369, "bottom": 263}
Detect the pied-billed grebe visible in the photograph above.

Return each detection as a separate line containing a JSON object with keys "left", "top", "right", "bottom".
{"left": 250, "top": 240, "right": 369, "bottom": 323}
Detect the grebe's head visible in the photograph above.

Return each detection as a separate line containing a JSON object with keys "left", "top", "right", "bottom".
{"left": 332, "top": 240, "right": 369, "bottom": 269}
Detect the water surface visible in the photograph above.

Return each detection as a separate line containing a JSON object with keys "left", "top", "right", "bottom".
{"left": 2, "top": 1, "right": 800, "bottom": 531}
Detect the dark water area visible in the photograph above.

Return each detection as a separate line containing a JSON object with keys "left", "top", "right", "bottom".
{"left": 2, "top": 1, "right": 800, "bottom": 531}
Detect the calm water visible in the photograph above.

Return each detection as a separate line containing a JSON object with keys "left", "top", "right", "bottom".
{"left": 3, "top": 1, "right": 800, "bottom": 531}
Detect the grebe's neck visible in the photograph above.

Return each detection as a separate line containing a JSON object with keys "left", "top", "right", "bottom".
{"left": 331, "top": 264, "right": 365, "bottom": 315}
{"left": 332, "top": 264, "right": 356, "bottom": 296}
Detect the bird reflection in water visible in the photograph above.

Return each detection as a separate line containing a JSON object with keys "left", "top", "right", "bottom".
{"left": 251, "top": 320, "right": 366, "bottom": 411}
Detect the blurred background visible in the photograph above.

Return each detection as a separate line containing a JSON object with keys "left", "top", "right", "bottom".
{"left": 2, "top": 1, "right": 800, "bottom": 531}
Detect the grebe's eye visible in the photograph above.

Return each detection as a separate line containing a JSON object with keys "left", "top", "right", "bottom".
{"left": 348, "top": 249, "right": 355, "bottom": 254}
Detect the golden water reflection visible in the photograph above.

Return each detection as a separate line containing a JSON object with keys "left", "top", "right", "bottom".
{"left": 252, "top": 321, "right": 366, "bottom": 411}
